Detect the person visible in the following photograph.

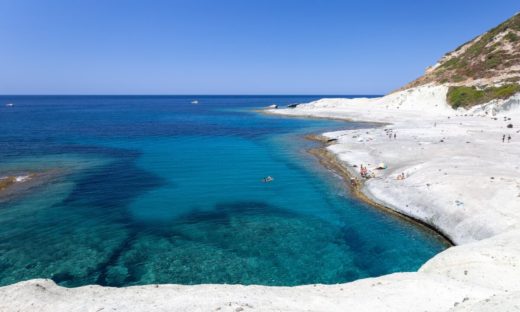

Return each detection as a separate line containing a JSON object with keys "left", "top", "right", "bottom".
{"left": 508, "top": 135, "right": 511, "bottom": 143}
{"left": 262, "top": 176, "right": 273, "bottom": 183}
{"left": 394, "top": 133, "right": 397, "bottom": 140}
{"left": 360, "top": 165, "right": 368, "bottom": 178}
{"left": 503, "top": 134, "right": 506, "bottom": 143}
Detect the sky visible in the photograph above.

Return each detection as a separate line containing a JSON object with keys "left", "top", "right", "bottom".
{"left": 0, "top": 0, "right": 519, "bottom": 95}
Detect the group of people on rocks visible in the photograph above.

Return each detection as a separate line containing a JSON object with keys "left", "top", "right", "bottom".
{"left": 359, "top": 163, "right": 407, "bottom": 181}
{"left": 359, "top": 164, "right": 376, "bottom": 179}
{"left": 359, "top": 164, "right": 369, "bottom": 178}
{"left": 502, "top": 134, "right": 512, "bottom": 143}
{"left": 384, "top": 128, "right": 397, "bottom": 140}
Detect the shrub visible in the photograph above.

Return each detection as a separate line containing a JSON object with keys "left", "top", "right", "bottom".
{"left": 505, "top": 32, "right": 519, "bottom": 42}
{"left": 484, "top": 53, "right": 503, "bottom": 69}
{"left": 447, "top": 86, "right": 485, "bottom": 108}
{"left": 447, "top": 84, "right": 520, "bottom": 108}
{"left": 490, "top": 83, "right": 520, "bottom": 98}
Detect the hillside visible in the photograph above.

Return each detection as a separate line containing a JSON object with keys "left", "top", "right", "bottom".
{"left": 401, "top": 13, "right": 520, "bottom": 108}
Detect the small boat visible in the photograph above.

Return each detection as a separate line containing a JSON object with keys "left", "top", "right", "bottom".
{"left": 262, "top": 176, "right": 274, "bottom": 183}
{"left": 191, "top": 100, "right": 199, "bottom": 104}
{"left": 5, "top": 103, "right": 14, "bottom": 107}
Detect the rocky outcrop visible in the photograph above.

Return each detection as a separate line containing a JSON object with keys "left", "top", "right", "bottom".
{"left": 403, "top": 13, "right": 520, "bottom": 90}
{"left": 399, "top": 13, "right": 520, "bottom": 108}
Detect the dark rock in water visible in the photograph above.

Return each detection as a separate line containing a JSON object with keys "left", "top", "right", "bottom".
{"left": 327, "top": 138, "right": 338, "bottom": 143}
{"left": 507, "top": 123, "right": 513, "bottom": 128}
{"left": 287, "top": 103, "right": 299, "bottom": 108}
{"left": 52, "top": 271, "right": 75, "bottom": 284}
{"left": 0, "top": 176, "right": 17, "bottom": 191}
{"left": 266, "top": 104, "right": 278, "bottom": 109}
{"left": 0, "top": 173, "right": 41, "bottom": 201}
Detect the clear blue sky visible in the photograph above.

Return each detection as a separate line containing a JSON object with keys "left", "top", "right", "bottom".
{"left": 1, "top": 0, "right": 519, "bottom": 95}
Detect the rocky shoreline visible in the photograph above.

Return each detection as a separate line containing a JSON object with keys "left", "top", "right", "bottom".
{"left": 305, "top": 134, "right": 453, "bottom": 246}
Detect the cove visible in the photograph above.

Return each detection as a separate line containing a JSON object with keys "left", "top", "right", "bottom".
{"left": 0, "top": 95, "right": 448, "bottom": 287}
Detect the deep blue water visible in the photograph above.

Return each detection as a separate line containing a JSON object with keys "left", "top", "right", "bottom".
{"left": 0, "top": 95, "right": 447, "bottom": 287}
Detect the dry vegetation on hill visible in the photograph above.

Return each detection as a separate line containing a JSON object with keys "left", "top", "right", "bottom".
{"left": 401, "top": 13, "right": 520, "bottom": 108}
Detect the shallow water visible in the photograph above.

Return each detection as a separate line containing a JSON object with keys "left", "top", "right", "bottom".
{"left": 0, "top": 96, "right": 448, "bottom": 287}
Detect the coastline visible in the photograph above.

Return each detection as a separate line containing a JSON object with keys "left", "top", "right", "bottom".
{"left": 257, "top": 85, "right": 520, "bottom": 306}
{"left": 2, "top": 86, "right": 520, "bottom": 311}
{"left": 266, "top": 85, "right": 520, "bottom": 244}
{"left": 305, "top": 133, "right": 454, "bottom": 247}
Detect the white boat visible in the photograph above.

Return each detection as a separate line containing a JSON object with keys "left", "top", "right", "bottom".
{"left": 191, "top": 100, "right": 199, "bottom": 104}
{"left": 5, "top": 103, "right": 13, "bottom": 107}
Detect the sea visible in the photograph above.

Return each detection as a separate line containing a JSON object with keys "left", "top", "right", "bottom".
{"left": 0, "top": 95, "right": 448, "bottom": 287}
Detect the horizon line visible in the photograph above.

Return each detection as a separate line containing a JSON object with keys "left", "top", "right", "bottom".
{"left": 0, "top": 94, "right": 384, "bottom": 97}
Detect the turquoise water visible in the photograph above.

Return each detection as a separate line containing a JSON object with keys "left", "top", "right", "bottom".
{"left": 0, "top": 96, "right": 448, "bottom": 287}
